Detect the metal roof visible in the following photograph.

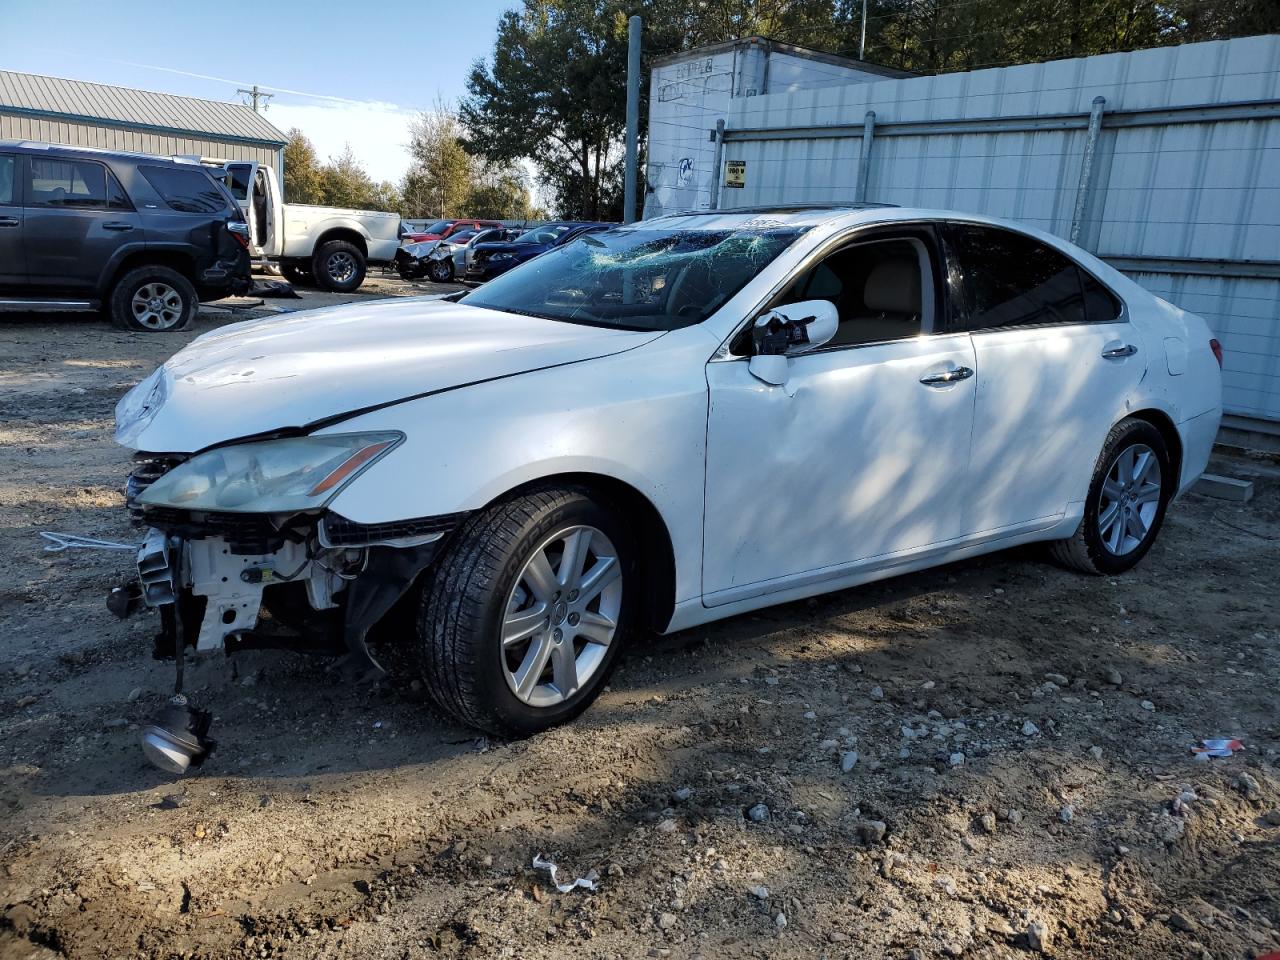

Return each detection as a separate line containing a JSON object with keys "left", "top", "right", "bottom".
{"left": 651, "top": 36, "right": 913, "bottom": 79}
{"left": 0, "top": 70, "right": 287, "bottom": 146}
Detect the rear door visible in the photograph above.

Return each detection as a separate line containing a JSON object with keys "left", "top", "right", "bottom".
{"left": 943, "top": 223, "right": 1146, "bottom": 534}
{"left": 0, "top": 153, "right": 22, "bottom": 289}
{"left": 22, "top": 155, "right": 141, "bottom": 294}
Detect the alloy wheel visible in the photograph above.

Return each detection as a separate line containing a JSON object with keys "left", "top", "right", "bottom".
{"left": 130, "top": 282, "right": 184, "bottom": 330}
{"left": 500, "top": 524, "right": 623, "bottom": 708}
{"left": 1097, "top": 443, "right": 1162, "bottom": 555}
{"left": 326, "top": 251, "right": 357, "bottom": 284}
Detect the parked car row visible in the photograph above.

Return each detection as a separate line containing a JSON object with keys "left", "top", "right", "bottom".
{"left": 394, "top": 220, "right": 616, "bottom": 284}
{"left": 394, "top": 226, "right": 522, "bottom": 282}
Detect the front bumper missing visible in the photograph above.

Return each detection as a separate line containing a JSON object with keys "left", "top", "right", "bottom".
{"left": 127, "top": 512, "right": 452, "bottom": 775}
{"left": 130, "top": 508, "right": 462, "bottom": 665}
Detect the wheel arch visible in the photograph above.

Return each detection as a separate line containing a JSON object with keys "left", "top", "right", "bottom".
{"left": 1127, "top": 407, "right": 1183, "bottom": 485}
{"left": 103, "top": 249, "right": 197, "bottom": 297}
{"left": 487, "top": 472, "right": 678, "bottom": 635}
{"left": 314, "top": 227, "right": 369, "bottom": 258}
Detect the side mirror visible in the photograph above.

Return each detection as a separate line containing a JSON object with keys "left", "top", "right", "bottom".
{"left": 747, "top": 300, "right": 839, "bottom": 387}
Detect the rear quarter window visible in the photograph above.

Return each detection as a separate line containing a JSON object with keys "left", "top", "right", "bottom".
{"left": 140, "top": 166, "right": 229, "bottom": 214}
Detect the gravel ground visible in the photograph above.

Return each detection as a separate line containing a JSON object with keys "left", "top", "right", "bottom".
{"left": 1, "top": 276, "right": 1278, "bottom": 959}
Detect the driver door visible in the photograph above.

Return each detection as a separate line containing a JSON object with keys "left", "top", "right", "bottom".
{"left": 701, "top": 227, "right": 978, "bottom": 606}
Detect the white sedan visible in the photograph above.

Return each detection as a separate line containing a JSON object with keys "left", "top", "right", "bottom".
{"left": 116, "top": 206, "right": 1222, "bottom": 766}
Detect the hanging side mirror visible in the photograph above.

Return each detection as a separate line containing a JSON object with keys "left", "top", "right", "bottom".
{"left": 747, "top": 300, "right": 839, "bottom": 387}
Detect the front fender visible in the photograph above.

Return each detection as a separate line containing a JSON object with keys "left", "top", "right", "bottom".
{"left": 321, "top": 326, "right": 718, "bottom": 606}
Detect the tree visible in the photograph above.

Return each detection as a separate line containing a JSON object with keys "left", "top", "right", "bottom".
{"left": 406, "top": 103, "right": 476, "bottom": 218}
{"left": 282, "top": 128, "right": 325, "bottom": 205}
{"left": 461, "top": 0, "right": 631, "bottom": 220}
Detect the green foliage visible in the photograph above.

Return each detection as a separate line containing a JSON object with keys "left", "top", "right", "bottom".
{"left": 283, "top": 131, "right": 400, "bottom": 212}
{"left": 459, "top": 0, "right": 1277, "bottom": 218}
{"left": 400, "top": 103, "right": 537, "bottom": 220}
{"left": 282, "top": 128, "right": 325, "bottom": 205}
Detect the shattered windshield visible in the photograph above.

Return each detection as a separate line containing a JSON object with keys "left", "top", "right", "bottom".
{"left": 461, "top": 226, "right": 807, "bottom": 331}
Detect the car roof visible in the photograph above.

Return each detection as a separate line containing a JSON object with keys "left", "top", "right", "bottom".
{"left": 0, "top": 139, "right": 195, "bottom": 168}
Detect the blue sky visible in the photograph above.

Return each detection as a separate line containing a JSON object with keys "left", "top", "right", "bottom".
{"left": 3, "top": 0, "right": 516, "bottom": 183}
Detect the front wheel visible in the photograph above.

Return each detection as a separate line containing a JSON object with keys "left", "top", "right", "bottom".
{"left": 312, "top": 240, "right": 366, "bottom": 293}
{"left": 282, "top": 263, "right": 315, "bottom": 286}
{"left": 1049, "top": 418, "right": 1172, "bottom": 575}
{"left": 427, "top": 258, "right": 454, "bottom": 283}
{"left": 416, "top": 487, "right": 635, "bottom": 737}
{"left": 108, "top": 266, "right": 197, "bottom": 332}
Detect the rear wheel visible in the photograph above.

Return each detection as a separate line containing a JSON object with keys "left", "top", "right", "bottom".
{"left": 108, "top": 266, "right": 197, "bottom": 332}
{"left": 416, "top": 487, "right": 634, "bottom": 737}
{"left": 1049, "top": 418, "right": 1172, "bottom": 575}
{"left": 312, "top": 240, "right": 366, "bottom": 293}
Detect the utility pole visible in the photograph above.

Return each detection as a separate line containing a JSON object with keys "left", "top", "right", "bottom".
{"left": 237, "top": 84, "right": 274, "bottom": 112}
{"left": 623, "top": 14, "right": 641, "bottom": 224}
{"left": 860, "top": 0, "right": 868, "bottom": 60}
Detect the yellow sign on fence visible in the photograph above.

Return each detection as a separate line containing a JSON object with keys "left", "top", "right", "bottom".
{"left": 725, "top": 160, "right": 746, "bottom": 188}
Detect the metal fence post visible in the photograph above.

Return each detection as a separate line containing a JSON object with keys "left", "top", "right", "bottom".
{"left": 709, "top": 119, "right": 726, "bottom": 210}
{"left": 1070, "top": 96, "right": 1107, "bottom": 247}
{"left": 623, "top": 15, "right": 641, "bottom": 224}
{"left": 855, "top": 110, "right": 876, "bottom": 202}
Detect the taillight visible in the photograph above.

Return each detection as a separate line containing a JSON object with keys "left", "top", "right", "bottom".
{"left": 1209, "top": 338, "right": 1223, "bottom": 368}
{"left": 227, "top": 221, "right": 250, "bottom": 249}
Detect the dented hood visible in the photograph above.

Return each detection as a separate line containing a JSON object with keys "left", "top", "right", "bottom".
{"left": 115, "top": 297, "right": 662, "bottom": 453}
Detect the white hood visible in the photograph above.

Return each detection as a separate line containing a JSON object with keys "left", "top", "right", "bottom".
{"left": 116, "top": 297, "right": 663, "bottom": 452}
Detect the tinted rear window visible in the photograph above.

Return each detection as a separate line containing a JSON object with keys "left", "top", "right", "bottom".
{"left": 141, "top": 166, "right": 229, "bottom": 214}
{"left": 949, "top": 225, "right": 1087, "bottom": 329}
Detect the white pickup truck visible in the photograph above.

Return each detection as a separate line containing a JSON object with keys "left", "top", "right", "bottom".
{"left": 222, "top": 161, "right": 400, "bottom": 292}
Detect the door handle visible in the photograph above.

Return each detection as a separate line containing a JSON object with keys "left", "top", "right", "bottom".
{"left": 103, "top": 222, "right": 134, "bottom": 231}
{"left": 0, "top": 217, "right": 18, "bottom": 227}
{"left": 919, "top": 365, "right": 974, "bottom": 386}
{"left": 1101, "top": 343, "right": 1137, "bottom": 359}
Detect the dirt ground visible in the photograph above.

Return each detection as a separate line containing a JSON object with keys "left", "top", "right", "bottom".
{"left": 1, "top": 273, "right": 1278, "bottom": 960}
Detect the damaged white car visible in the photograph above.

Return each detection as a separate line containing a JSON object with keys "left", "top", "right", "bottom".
{"left": 114, "top": 206, "right": 1222, "bottom": 773}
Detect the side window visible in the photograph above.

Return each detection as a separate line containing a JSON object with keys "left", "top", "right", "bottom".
{"left": 106, "top": 170, "right": 132, "bottom": 210}
{"left": 949, "top": 225, "right": 1086, "bottom": 330}
{"left": 28, "top": 158, "right": 109, "bottom": 208}
{"left": 140, "top": 165, "right": 227, "bottom": 214}
{"left": 0, "top": 155, "right": 15, "bottom": 205}
{"left": 775, "top": 237, "right": 932, "bottom": 348}
{"left": 1081, "top": 271, "right": 1123, "bottom": 323}
{"left": 225, "top": 165, "right": 252, "bottom": 201}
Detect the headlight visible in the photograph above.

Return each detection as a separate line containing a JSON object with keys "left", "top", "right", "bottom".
{"left": 491, "top": 253, "right": 514, "bottom": 262}
{"left": 137, "top": 432, "right": 403, "bottom": 513}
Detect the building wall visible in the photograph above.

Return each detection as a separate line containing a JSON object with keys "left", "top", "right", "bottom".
{"left": 0, "top": 112, "right": 281, "bottom": 172}
{"left": 644, "top": 46, "right": 888, "bottom": 219}
{"left": 712, "top": 35, "right": 1280, "bottom": 426}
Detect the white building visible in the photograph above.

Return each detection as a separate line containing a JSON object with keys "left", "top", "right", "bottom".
{"left": 643, "top": 37, "right": 911, "bottom": 218}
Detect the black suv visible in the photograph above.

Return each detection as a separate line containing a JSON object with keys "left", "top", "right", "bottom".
{"left": 0, "top": 141, "right": 252, "bottom": 332}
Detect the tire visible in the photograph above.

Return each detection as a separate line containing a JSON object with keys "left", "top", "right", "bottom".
{"left": 416, "top": 487, "right": 636, "bottom": 737}
{"left": 312, "top": 240, "right": 366, "bottom": 293}
{"left": 282, "top": 263, "right": 315, "bottom": 286}
{"left": 1048, "top": 417, "right": 1172, "bottom": 575}
{"left": 428, "top": 258, "right": 454, "bottom": 283}
{"left": 108, "top": 265, "right": 197, "bottom": 332}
